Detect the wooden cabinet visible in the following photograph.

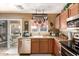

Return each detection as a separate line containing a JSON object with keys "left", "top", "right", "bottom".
{"left": 69, "top": 4, "right": 79, "bottom": 17}
{"left": 60, "top": 9, "right": 69, "bottom": 30}
{"left": 18, "top": 38, "right": 31, "bottom": 54}
{"left": 31, "top": 38, "right": 54, "bottom": 54}
{"left": 31, "top": 39, "right": 39, "bottom": 53}
{"left": 48, "top": 39, "right": 54, "bottom": 53}
{"left": 40, "top": 39, "right": 49, "bottom": 53}
{"left": 54, "top": 39, "right": 61, "bottom": 56}
{"left": 55, "top": 15, "right": 60, "bottom": 29}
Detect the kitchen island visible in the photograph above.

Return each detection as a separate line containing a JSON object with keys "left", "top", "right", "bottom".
{"left": 18, "top": 36, "right": 61, "bottom": 56}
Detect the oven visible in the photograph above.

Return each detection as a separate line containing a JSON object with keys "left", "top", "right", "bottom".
{"left": 67, "top": 14, "right": 79, "bottom": 50}
{"left": 73, "top": 31, "right": 79, "bottom": 50}
{"left": 61, "top": 46, "right": 75, "bottom": 56}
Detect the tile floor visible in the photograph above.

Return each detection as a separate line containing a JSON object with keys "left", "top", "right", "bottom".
{"left": 0, "top": 48, "right": 19, "bottom": 56}
{"left": 0, "top": 48, "right": 52, "bottom": 56}
{"left": 31, "top": 54, "right": 52, "bottom": 56}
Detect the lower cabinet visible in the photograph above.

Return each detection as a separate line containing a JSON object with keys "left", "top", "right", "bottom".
{"left": 54, "top": 39, "right": 61, "bottom": 56}
{"left": 18, "top": 38, "right": 61, "bottom": 55}
{"left": 31, "top": 39, "right": 39, "bottom": 53}
{"left": 40, "top": 39, "right": 49, "bottom": 53}
{"left": 31, "top": 38, "right": 54, "bottom": 54}
{"left": 48, "top": 39, "right": 54, "bottom": 53}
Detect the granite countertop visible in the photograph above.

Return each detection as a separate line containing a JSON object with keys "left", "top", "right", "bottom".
{"left": 30, "top": 36, "right": 55, "bottom": 39}
{"left": 18, "top": 36, "right": 56, "bottom": 39}
{"left": 18, "top": 36, "right": 68, "bottom": 42}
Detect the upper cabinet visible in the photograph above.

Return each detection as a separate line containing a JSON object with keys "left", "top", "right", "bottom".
{"left": 55, "top": 3, "right": 79, "bottom": 31}
{"left": 60, "top": 9, "right": 69, "bottom": 30}
{"left": 55, "top": 15, "right": 60, "bottom": 29}
{"left": 69, "top": 4, "right": 79, "bottom": 17}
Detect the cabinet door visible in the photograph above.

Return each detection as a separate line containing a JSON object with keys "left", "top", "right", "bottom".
{"left": 31, "top": 39, "right": 39, "bottom": 53}
{"left": 40, "top": 39, "right": 49, "bottom": 53}
{"left": 69, "top": 4, "right": 79, "bottom": 17}
{"left": 18, "top": 38, "right": 22, "bottom": 54}
{"left": 60, "top": 10, "right": 68, "bottom": 30}
{"left": 54, "top": 39, "right": 61, "bottom": 56}
{"left": 48, "top": 39, "right": 54, "bottom": 53}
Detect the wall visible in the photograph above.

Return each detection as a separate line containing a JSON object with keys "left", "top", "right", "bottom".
{"left": 48, "top": 14, "right": 57, "bottom": 30}
{"left": 0, "top": 13, "right": 32, "bottom": 19}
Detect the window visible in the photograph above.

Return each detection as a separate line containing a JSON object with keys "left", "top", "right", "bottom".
{"left": 31, "top": 14, "right": 48, "bottom": 35}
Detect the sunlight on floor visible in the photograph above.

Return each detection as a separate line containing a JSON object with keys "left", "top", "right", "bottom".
{"left": 0, "top": 48, "right": 19, "bottom": 56}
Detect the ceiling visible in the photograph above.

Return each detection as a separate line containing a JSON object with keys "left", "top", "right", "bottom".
{"left": 0, "top": 3, "right": 66, "bottom": 13}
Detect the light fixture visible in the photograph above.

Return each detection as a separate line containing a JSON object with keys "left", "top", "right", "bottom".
{"left": 35, "top": 9, "right": 45, "bottom": 14}
{"left": 16, "top": 5, "right": 24, "bottom": 10}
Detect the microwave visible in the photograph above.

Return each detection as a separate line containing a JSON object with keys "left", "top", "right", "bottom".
{"left": 67, "top": 15, "right": 79, "bottom": 28}
{"left": 67, "top": 19, "right": 79, "bottom": 28}
{"left": 67, "top": 20, "right": 75, "bottom": 28}
{"left": 75, "top": 19, "right": 79, "bottom": 27}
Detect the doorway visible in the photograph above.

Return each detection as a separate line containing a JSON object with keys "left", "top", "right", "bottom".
{"left": 7, "top": 19, "right": 22, "bottom": 49}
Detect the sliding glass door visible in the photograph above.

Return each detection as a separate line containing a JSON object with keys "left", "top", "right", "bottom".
{"left": 0, "top": 20, "right": 7, "bottom": 48}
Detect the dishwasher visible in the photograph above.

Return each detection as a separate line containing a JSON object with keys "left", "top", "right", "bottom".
{"left": 18, "top": 38, "right": 31, "bottom": 55}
